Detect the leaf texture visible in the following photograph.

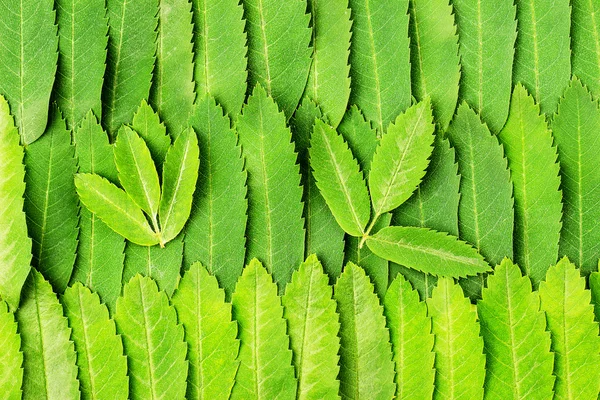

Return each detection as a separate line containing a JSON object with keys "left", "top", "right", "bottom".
{"left": 0, "top": 301, "right": 22, "bottom": 398}
{"left": 103, "top": 0, "right": 158, "bottom": 136}
{"left": 572, "top": 0, "right": 600, "bottom": 97}
{"left": 552, "top": 78, "right": 600, "bottom": 274}
{"left": 24, "top": 108, "right": 79, "bottom": 293}
{"left": 282, "top": 255, "right": 340, "bottom": 399}
{"left": 62, "top": 283, "right": 128, "bottom": 400}
{"left": 409, "top": 0, "right": 460, "bottom": 129}
{"left": 498, "top": 84, "right": 562, "bottom": 285}
{"left": 242, "top": 0, "right": 312, "bottom": 118}
{"left": 347, "top": 0, "right": 411, "bottom": 135}
{"left": 539, "top": 258, "right": 600, "bottom": 400}
{"left": 0, "top": 95, "right": 31, "bottom": 310}
{"left": 55, "top": 0, "right": 109, "bottom": 129}
{"left": 150, "top": 0, "right": 195, "bottom": 136}
{"left": 338, "top": 105, "right": 378, "bottom": 173}
{"left": 427, "top": 278, "right": 485, "bottom": 399}
{"left": 16, "top": 270, "right": 79, "bottom": 400}
{"left": 131, "top": 100, "right": 171, "bottom": 165}
{"left": 115, "top": 275, "right": 188, "bottom": 400}
{"left": 236, "top": 85, "right": 305, "bottom": 287}
{"left": 334, "top": 262, "right": 396, "bottom": 399}
{"left": 230, "top": 259, "right": 297, "bottom": 399}
{"left": 384, "top": 273, "right": 434, "bottom": 399}
{"left": 0, "top": 0, "right": 58, "bottom": 144}
{"left": 172, "top": 263, "right": 239, "bottom": 400}
{"left": 513, "top": 0, "right": 571, "bottom": 114}
{"left": 478, "top": 258, "right": 555, "bottom": 399}
{"left": 452, "top": 0, "right": 517, "bottom": 133}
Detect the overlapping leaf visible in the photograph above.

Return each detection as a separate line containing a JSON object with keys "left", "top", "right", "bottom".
{"left": 572, "top": 0, "right": 600, "bottom": 97}
{"left": 131, "top": 100, "right": 171, "bottom": 165}
{"left": 591, "top": 271, "right": 600, "bottom": 321}
{"left": 0, "top": 301, "right": 22, "bottom": 398}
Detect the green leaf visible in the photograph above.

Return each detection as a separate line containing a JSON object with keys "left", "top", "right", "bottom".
{"left": 16, "top": 270, "right": 79, "bottom": 400}
{"left": 114, "top": 126, "right": 161, "bottom": 225}
{"left": 552, "top": 78, "right": 600, "bottom": 274}
{"left": 498, "top": 84, "right": 562, "bottom": 286}
{"left": 150, "top": 0, "right": 195, "bottom": 136}
{"left": 384, "top": 273, "right": 434, "bottom": 399}
{"left": 55, "top": 0, "right": 109, "bottom": 129}
{"left": 115, "top": 275, "right": 188, "bottom": 399}
{"left": 159, "top": 128, "right": 200, "bottom": 244}
{"left": 0, "top": 95, "right": 31, "bottom": 310}
{"left": 24, "top": 108, "right": 79, "bottom": 293}
{"left": 192, "top": 0, "right": 247, "bottom": 116}
{"left": 0, "top": 0, "right": 58, "bottom": 144}
{"left": 334, "top": 262, "right": 395, "bottom": 400}
{"left": 236, "top": 85, "right": 305, "bottom": 287}
{"left": 369, "top": 99, "right": 435, "bottom": 216}
{"left": 185, "top": 94, "right": 247, "bottom": 296}
{"left": 282, "top": 255, "right": 340, "bottom": 399}
{"left": 310, "top": 118, "right": 370, "bottom": 237}
{"left": 478, "top": 258, "right": 555, "bottom": 399}
{"left": 103, "top": 0, "right": 158, "bottom": 136}
{"left": 513, "top": 0, "right": 571, "bottom": 114}
{"left": 131, "top": 100, "right": 171, "bottom": 165}
{"left": 409, "top": 0, "right": 460, "bottom": 129}
{"left": 172, "top": 262, "right": 239, "bottom": 399}
{"left": 242, "top": 0, "right": 312, "bottom": 118}
{"left": 61, "top": 283, "right": 128, "bottom": 400}
{"left": 572, "top": 0, "right": 600, "bottom": 97}
{"left": 539, "top": 257, "right": 600, "bottom": 400}
{"left": 591, "top": 271, "right": 600, "bottom": 322}
{"left": 123, "top": 236, "right": 183, "bottom": 297}
{"left": 347, "top": 0, "right": 411, "bottom": 135}
{"left": 0, "top": 301, "right": 23, "bottom": 398}
{"left": 366, "top": 226, "right": 491, "bottom": 278}
{"left": 338, "top": 105, "right": 378, "bottom": 173}
{"left": 71, "top": 112, "right": 125, "bottom": 311}
{"left": 452, "top": 0, "right": 517, "bottom": 133}
{"left": 231, "top": 259, "right": 296, "bottom": 399}
{"left": 427, "top": 277, "right": 485, "bottom": 399}
{"left": 75, "top": 173, "right": 159, "bottom": 246}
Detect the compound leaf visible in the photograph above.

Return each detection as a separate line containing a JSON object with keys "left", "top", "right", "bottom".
{"left": 0, "top": 301, "right": 22, "bottom": 398}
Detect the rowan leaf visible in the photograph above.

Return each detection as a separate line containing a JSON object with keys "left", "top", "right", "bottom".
{"left": 131, "top": 100, "right": 171, "bottom": 166}
{"left": 0, "top": 301, "right": 22, "bottom": 399}
{"left": 230, "top": 259, "right": 297, "bottom": 399}
{"left": 338, "top": 105, "right": 378, "bottom": 173}
{"left": 61, "top": 283, "right": 128, "bottom": 400}
{"left": 172, "top": 262, "right": 239, "bottom": 399}
{"left": 115, "top": 275, "right": 188, "bottom": 400}
{"left": 572, "top": 0, "right": 600, "bottom": 97}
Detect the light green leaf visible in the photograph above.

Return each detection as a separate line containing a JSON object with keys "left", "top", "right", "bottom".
{"left": 71, "top": 112, "right": 125, "bottom": 311}
{"left": 369, "top": 99, "right": 435, "bottom": 216}
{"left": 552, "top": 78, "right": 600, "bottom": 274}
{"left": 192, "top": 0, "right": 247, "bottom": 116}
{"left": 513, "top": 0, "right": 571, "bottom": 114}
{"left": 591, "top": 271, "right": 600, "bottom": 321}
{"left": 231, "top": 259, "right": 296, "bottom": 399}
{"left": 16, "top": 270, "right": 79, "bottom": 400}
{"left": 338, "top": 105, "right": 378, "bottom": 173}
{"left": 150, "top": 0, "right": 195, "bottom": 136}
{"left": 539, "top": 257, "right": 600, "bottom": 400}
{"left": 114, "top": 126, "right": 161, "bottom": 225}
{"left": 453, "top": 0, "right": 517, "bottom": 133}
{"left": 384, "top": 273, "right": 434, "bottom": 399}
{"left": 348, "top": 0, "right": 411, "bottom": 135}
{"left": 75, "top": 173, "right": 159, "bottom": 246}
{"left": 427, "top": 277, "right": 485, "bottom": 399}
{"left": 0, "top": 301, "right": 23, "bottom": 398}
{"left": 0, "top": 0, "right": 58, "bottom": 144}
{"left": 24, "top": 108, "right": 79, "bottom": 293}
{"left": 572, "top": 0, "right": 600, "bottom": 97}
{"left": 242, "top": 0, "right": 312, "bottom": 118}
{"left": 185, "top": 94, "right": 247, "bottom": 296}
{"left": 62, "top": 283, "right": 128, "bottom": 400}
{"left": 478, "top": 258, "right": 555, "bottom": 399}
{"left": 334, "top": 262, "right": 395, "bottom": 400}
{"left": 498, "top": 84, "right": 562, "bottom": 286}
{"left": 131, "top": 100, "right": 171, "bottom": 165}
{"left": 0, "top": 95, "right": 31, "bottom": 310}
{"left": 115, "top": 275, "right": 188, "bottom": 399}
{"left": 366, "top": 226, "right": 491, "bottom": 278}
{"left": 159, "top": 128, "right": 200, "bottom": 244}
{"left": 282, "top": 255, "right": 340, "bottom": 399}
{"left": 55, "top": 0, "right": 108, "bottom": 129}
{"left": 409, "top": 0, "right": 460, "bottom": 129}
{"left": 103, "top": 0, "right": 158, "bottom": 136}
{"left": 172, "top": 262, "right": 239, "bottom": 399}
{"left": 310, "top": 119, "right": 370, "bottom": 237}
{"left": 236, "top": 85, "right": 305, "bottom": 287}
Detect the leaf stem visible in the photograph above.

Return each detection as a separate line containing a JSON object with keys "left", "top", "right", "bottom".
{"left": 359, "top": 213, "right": 381, "bottom": 249}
